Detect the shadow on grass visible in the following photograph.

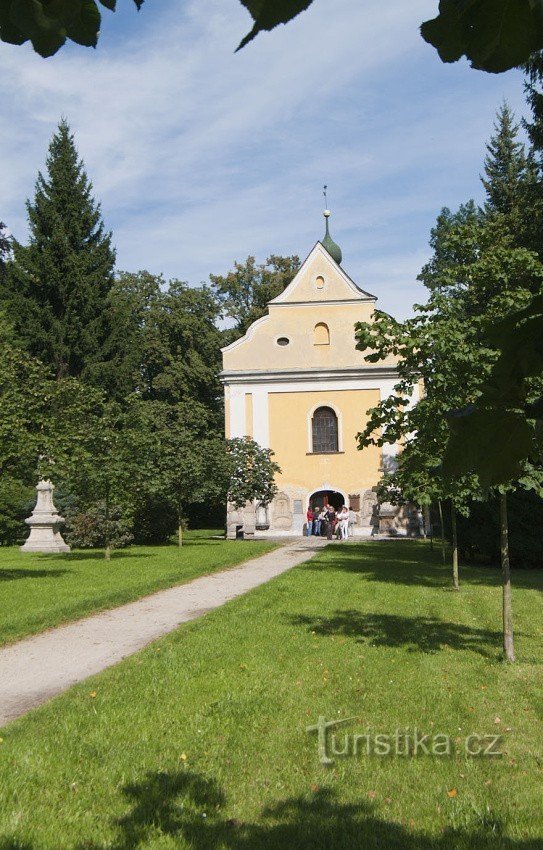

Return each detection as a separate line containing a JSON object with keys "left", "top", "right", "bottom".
{"left": 303, "top": 542, "right": 543, "bottom": 591}
{"left": 29, "top": 769, "right": 536, "bottom": 850}
{"left": 35, "top": 551, "right": 155, "bottom": 563}
{"left": 16, "top": 538, "right": 268, "bottom": 562}
{"left": 290, "top": 610, "right": 506, "bottom": 658}
{"left": 34, "top": 540, "right": 230, "bottom": 559}
{"left": 179, "top": 540, "right": 223, "bottom": 547}
{"left": 0, "top": 568, "right": 71, "bottom": 581}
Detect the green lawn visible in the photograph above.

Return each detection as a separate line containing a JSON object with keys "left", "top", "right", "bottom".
{"left": 0, "top": 541, "right": 542, "bottom": 849}
{"left": 0, "top": 531, "right": 277, "bottom": 646}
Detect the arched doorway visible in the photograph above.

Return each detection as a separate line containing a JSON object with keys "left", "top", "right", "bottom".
{"left": 309, "top": 490, "right": 345, "bottom": 512}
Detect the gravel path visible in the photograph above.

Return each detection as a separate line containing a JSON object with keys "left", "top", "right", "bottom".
{"left": 0, "top": 538, "right": 326, "bottom": 727}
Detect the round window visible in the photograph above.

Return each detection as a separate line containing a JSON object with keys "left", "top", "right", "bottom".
{"left": 277, "top": 337, "right": 290, "bottom": 346}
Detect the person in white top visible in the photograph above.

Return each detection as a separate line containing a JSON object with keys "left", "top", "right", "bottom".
{"left": 338, "top": 505, "right": 349, "bottom": 540}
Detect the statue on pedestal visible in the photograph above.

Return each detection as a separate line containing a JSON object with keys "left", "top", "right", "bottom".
{"left": 20, "top": 480, "right": 71, "bottom": 554}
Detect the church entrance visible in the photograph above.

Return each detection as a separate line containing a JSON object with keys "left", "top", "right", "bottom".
{"left": 309, "top": 490, "right": 345, "bottom": 512}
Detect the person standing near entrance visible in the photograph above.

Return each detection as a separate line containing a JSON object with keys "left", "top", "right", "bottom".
{"left": 338, "top": 505, "right": 349, "bottom": 540}
{"left": 312, "top": 507, "right": 321, "bottom": 536}
{"left": 348, "top": 506, "right": 356, "bottom": 537}
{"left": 306, "top": 506, "right": 314, "bottom": 537}
{"left": 318, "top": 508, "right": 327, "bottom": 537}
{"left": 325, "top": 506, "right": 336, "bottom": 540}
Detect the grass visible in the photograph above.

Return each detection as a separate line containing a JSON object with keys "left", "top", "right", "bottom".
{"left": 0, "top": 530, "right": 277, "bottom": 646}
{"left": 0, "top": 540, "right": 542, "bottom": 848}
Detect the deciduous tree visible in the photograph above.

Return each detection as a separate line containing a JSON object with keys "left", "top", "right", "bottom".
{"left": 226, "top": 437, "right": 280, "bottom": 511}
{"left": 210, "top": 255, "right": 299, "bottom": 340}
{"left": 133, "top": 399, "right": 226, "bottom": 547}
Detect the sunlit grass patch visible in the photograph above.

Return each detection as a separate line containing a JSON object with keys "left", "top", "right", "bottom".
{"left": 0, "top": 540, "right": 541, "bottom": 848}
{"left": 0, "top": 530, "right": 277, "bottom": 645}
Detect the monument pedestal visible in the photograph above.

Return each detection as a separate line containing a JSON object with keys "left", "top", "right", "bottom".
{"left": 20, "top": 480, "right": 71, "bottom": 554}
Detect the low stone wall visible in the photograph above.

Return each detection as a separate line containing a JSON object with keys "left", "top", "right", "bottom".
{"left": 227, "top": 488, "right": 425, "bottom": 539}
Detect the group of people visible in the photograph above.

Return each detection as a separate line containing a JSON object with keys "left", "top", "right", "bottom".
{"left": 305, "top": 504, "right": 355, "bottom": 541}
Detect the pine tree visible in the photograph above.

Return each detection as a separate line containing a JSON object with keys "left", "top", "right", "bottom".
{"left": 481, "top": 103, "right": 527, "bottom": 220}
{"left": 524, "top": 52, "right": 543, "bottom": 170}
{"left": 522, "top": 53, "right": 543, "bottom": 257}
{"left": 2, "top": 120, "right": 115, "bottom": 380}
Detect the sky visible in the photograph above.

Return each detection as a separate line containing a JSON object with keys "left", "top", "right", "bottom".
{"left": 0, "top": 0, "right": 530, "bottom": 319}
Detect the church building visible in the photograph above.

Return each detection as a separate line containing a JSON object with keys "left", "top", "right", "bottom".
{"left": 221, "top": 211, "right": 416, "bottom": 537}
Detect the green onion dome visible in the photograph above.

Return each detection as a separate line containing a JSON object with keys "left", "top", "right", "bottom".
{"left": 321, "top": 209, "right": 342, "bottom": 265}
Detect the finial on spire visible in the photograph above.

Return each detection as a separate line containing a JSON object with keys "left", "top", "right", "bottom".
{"left": 320, "top": 184, "right": 342, "bottom": 265}
{"left": 323, "top": 184, "right": 331, "bottom": 217}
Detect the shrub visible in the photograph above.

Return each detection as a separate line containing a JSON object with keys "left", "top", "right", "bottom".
{"left": 65, "top": 502, "right": 133, "bottom": 550}
{"left": 132, "top": 495, "right": 177, "bottom": 545}
{"left": 0, "top": 478, "right": 35, "bottom": 546}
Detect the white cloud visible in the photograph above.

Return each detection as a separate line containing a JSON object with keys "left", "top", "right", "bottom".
{"left": 0, "top": 0, "right": 529, "bottom": 318}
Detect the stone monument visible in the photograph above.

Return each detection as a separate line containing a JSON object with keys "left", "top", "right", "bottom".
{"left": 272, "top": 492, "right": 293, "bottom": 531}
{"left": 378, "top": 502, "right": 398, "bottom": 536}
{"left": 20, "top": 479, "right": 71, "bottom": 553}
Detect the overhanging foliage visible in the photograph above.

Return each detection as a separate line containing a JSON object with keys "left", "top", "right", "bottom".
{"left": 421, "top": 0, "right": 543, "bottom": 73}
{"left": 3, "top": 0, "right": 543, "bottom": 71}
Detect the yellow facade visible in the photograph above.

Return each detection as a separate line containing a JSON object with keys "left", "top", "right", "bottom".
{"left": 221, "top": 237, "right": 408, "bottom": 537}
{"left": 268, "top": 390, "right": 382, "bottom": 493}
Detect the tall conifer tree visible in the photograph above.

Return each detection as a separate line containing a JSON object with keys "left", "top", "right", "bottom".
{"left": 524, "top": 52, "right": 543, "bottom": 169}
{"left": 2, "top": 120, "right": 115, "bottom": 380}
{"left": 522, "top": 53, "right": 543, "bottom": 257}
{"left": 481, "top": 103, "right": 527, "bottom": 220}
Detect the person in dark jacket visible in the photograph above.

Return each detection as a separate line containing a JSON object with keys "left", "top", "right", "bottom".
{"left": 325, "top": 506, "right": 336, "bottom": 540}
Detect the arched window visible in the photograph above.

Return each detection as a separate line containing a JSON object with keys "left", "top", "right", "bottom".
{"left": 312, "top": 406, "right": 338, "bottom": 453}
{"left": 314, "top": 322, "right": 330, "bottom": 345}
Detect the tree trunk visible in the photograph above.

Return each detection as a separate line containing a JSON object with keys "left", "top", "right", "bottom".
{"left": 424, "top": 505, "right": 432, "bottom": 550}
{"left": 500, "top": 492, "right": 515, "bottom": 663}
{"left": 437, "top": 499, "right": 446, "bottom": 565}
{"left": 104, "top": 491, "right": 110, "bottom": 561}
{"left": 178, "top": 505, "right": 183, "bottom": 548}
{"left": 451, "top": 503, "right": 459, "bottom": 590}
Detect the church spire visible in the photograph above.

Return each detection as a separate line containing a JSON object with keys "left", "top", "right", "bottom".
{"left": 320, "top": 185, "right": 342, "bottom": 265}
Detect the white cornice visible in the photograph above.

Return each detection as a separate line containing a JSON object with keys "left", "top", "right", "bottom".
{"left": 220, "top": 365, "right": 398, "bottom": 385}
{"left": 269, "top": 298, "right": 374, "bottom": 307}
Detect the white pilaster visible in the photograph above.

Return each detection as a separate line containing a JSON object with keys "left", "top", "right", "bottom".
{"left": 229, "top": 386, "right": 246, "bottom": 438}
{"left": 252, "top": 387, "right": 270, "bottom": 448}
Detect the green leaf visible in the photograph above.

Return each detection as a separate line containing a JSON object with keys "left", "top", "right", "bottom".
{"left": 9, "top": 0, "right": 66, "bottom": 56}
{"left": 442, "top": 408, "right": 536, "bottom": 487}
{"left": 237, "top": 0, "right": 315, "bottom": 50}
{"left": 66, "top": 0, "right": 101, "bottom": 48}
{"left": 0, "top": 0, "right": 141, "bottom": 55}
{"left": 419, "top": 0, "right": 466, "bottom": 64}
{"left": 0, "top": 1, "right": 26, "bottom": 45}
{"left": 421, "top": 0, "right": 543, "bottom": 74}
